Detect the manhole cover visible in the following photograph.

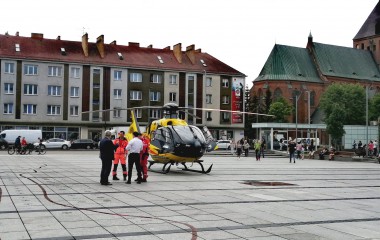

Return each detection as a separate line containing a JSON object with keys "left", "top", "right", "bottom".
{"left": 242, "top": 180, "right": 296, "bottom": 186}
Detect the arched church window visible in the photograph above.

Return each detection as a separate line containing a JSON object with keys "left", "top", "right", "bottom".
{"left": 274, "top": 88, "right": 282, "bottom": 100}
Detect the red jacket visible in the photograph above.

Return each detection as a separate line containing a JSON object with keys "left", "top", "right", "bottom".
{"left": 113, "top": 138, "right": 128, "bottom": 154}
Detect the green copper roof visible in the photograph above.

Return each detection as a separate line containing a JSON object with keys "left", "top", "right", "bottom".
{"left": 312, "top": 42, "right": 380, "bottom": 82}
{"left": 255, "top": 44, "right": 322, "bottom": 83}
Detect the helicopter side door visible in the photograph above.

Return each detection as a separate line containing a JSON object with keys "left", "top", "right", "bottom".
{"left": 151, "top": 127, "right": 174, "bottom": 153}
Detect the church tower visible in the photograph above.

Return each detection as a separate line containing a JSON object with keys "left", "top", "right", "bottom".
{"left": 353, "top": 1, "right": 380, "bottom": 66}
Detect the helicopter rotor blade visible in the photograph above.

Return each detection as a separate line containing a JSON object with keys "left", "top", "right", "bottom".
{"left": 186, "top": 107, "right": 275, "bottom": 117}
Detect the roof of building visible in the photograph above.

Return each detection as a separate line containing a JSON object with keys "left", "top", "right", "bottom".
{"left": 312, "top": 42, "right": 380, "bottom": 82}
{"left": 354, "top": 1, "right": 380, "bottom": 40}
{"left": 0, "top": 33, "right": 244, "bottom": 76}
{"left": 254, "top": 44, "right": 322, "bottom": 83}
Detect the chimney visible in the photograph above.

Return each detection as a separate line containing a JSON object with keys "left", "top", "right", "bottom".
{"left": 147, "top": 44, "right": 153, "bottom": 48}
{"left": 96, "top": 35, "right": 105, "bottom": 58}
{"left": 186, "top": 44, "right": 196, "bottom": 64}
{"left": 163, "top": 46, "right": 170, "bottom": 50}
{"left": 31, "top": 33, "right": 43, "bottom": 40}
{"left": 110, "top": 40, "right": 117, "bottom": 45}
{"left": 56, "top": 36, "right": 61, "bottom": 40}
{"left": 82, "top": 33, "right": 89, "bottom": 57}
{"left": 195, "top": 48, "right": 202, "bottom": 53}
{"left": 173, "top": 43, "right": 182, "bottom": 63}
{"left": 15, "top": 31, "right": 19, "bottom": 36}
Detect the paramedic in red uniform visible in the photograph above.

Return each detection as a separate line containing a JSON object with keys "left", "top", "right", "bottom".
{"left": 112, "top": 131, "right": 128, "bottom": 181}
{"left": 139, "top": 134, "right": 150, "bottom": 182}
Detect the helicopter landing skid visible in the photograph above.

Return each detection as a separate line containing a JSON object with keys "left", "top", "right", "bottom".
{"left": 180, "top": 160, "right": 213, "bottom": 174}
{"left": 148, "top": 160, "right": 172, "bottom": 174}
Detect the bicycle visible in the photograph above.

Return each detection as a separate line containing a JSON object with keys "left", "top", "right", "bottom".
{"left": 7, "top": 145, "right": 28, "bottom": 155}
{"left": 35, "top": 145, "right": 46, "bottom": 155}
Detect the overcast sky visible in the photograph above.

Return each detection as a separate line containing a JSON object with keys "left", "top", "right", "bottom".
{"left": 0, "top": 0, "right": 378, "bottom": 87}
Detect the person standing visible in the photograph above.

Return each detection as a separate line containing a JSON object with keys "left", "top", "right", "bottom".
{"left": 139, "top": 134, "right": 150, "bottom": 182}
{"left": 374, "top": 140, "right": 378, "bottom": 157}
{"left": 126, "top": 132, "right": 143, "bottom": 184}
{"left": 288, "top": 140, "right": 296, "bottom": 163}
{"left": 230, "top": 139, "right": 235, "bottom": 155}
{"left": 236, "top": 139, "right": 243, "bottom": 159}
{"left": 295, "top": 141, "right": 303, "bottom": 161}
{"left": 99, "top": 130, "right": 118, "bottom": 186}
{"left": 243, "top": 140, "right": 250, "bottom": 157}
{"left": 112, "top": 131, "right": 128, "bottom": 181}
{"left": 254, "top": 140, "right": 261, "bottom": 161}
{"left": 14, "top": 136, "right": 21, "bottom": 153}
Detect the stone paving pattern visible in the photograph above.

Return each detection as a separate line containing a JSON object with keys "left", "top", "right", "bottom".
{"left": 1, "top": 150, "right": 380, "bottom": 240}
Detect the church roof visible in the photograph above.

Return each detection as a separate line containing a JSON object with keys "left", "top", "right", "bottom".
{"left": 312, "top": 42, "right": 380, "bottom": 82}
{"left": 354, "top": 1, "right": 380, "bottom": 40}
{"left": 254, "top": 44, "right": 322, "bottom": 83}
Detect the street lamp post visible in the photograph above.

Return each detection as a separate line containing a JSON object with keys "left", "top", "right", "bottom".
{"left": 366, "top": 85, "right": 369, "bottom": 157}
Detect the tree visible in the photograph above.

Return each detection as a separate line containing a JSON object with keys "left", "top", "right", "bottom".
{"left": 369, "top": 93, "right": 380, "bottom": 121}
{"left": 268, "top": 97, "right": 292, "bottom": 122}
{"left": 319, "top": 83, "right": 365, "bottom": 145}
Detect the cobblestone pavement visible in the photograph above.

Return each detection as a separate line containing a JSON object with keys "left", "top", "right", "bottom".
{"left": 1, "top": 150, "right": 380, "bottom": 240}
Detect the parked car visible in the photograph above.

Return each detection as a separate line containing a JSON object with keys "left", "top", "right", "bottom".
{"left": 216, "top": 140, "right": 231, "bottom": 150}
{"left": 34, "top": 138, "right": 71, "bottom": 150}
{"left": 0, "top": 137, "right": 8, "bottom": 150}
{"left": 70, "top": 139, "right": 98, "bottom": 149}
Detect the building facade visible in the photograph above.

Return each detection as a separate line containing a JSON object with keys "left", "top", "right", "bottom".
{"left": 0, "top": 33, "right": 245, "bottom": 141}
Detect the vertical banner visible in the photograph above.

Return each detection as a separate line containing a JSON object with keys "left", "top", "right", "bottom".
{"left": 232, "top": 77, "right": 244, "bottom": 124}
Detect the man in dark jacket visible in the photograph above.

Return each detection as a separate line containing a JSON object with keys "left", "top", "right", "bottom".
{"left": 99, "top": 130, "right": 118, "bottom": 185}
{"left": 288, "top": 139, "right": 296, "bottom": 163}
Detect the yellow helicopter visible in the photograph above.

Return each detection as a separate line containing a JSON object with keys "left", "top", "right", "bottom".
{"left": 84, "top": 103, "right": 273, "bottom": 174}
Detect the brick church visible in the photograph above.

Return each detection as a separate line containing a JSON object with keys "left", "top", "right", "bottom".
{"left": 251, "top": 1, "right": 380, "bottom": 127}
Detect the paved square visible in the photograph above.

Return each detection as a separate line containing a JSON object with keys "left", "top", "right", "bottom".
{"left": 1, "top": 150, "right": 380, "bottom": 240}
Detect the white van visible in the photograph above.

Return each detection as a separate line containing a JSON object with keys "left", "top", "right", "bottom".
{"left": 0, "top": 130, "right": 42, "bottom": 145}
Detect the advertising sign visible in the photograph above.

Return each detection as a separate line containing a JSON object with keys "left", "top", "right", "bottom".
{"left": 232, "top": 77, "right": 244, "bottom": 124}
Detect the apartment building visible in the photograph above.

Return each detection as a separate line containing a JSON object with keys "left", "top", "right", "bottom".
{"left": 0, "top": 32, "right": 245, "bottom": 141}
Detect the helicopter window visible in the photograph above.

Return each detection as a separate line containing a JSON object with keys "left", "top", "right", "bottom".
{"left": 154, "top": 128, "right": 173, "bottom": 144}
{"left": 170, "top": 126, "right": 206, "bottom": 143}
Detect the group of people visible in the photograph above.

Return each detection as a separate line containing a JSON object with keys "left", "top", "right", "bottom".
{"left": 14, "top": 136, "right": 43, "bottom": 154}
{"left": 99, "top": 130, "right": 150, "bottom": 186}
{"left": 287, "top": 138, "right": 316, "bottom": 163}
{"left": 230, "top": 137, "right": 266, "bottom": 161}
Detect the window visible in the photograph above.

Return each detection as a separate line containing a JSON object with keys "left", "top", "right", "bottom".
{"left": 169, "top": 92, "right": 177, "bottom": 102}
{"left": 71, "top": 67, "right": 80, "bottom": 78}
{"left": 47, "top": 105, "right": 61, "bottom": 115}
{"left": 24, "top": 84, "right": 38, "bottom": 95}
{"left": 130, "top": 90, "right": 142, "bottom": 100}
{"left": 151, "top": 74, "right": 162, "bottom": 83}
{"left": 24, "top": 64, "right": 38, "bottom": 75}
{"left": 169, "top": 75, "right": 177, "bottom": 85}
{"left": 48, "top": 85, "right": 62, "bottom": 96}
{"left": 222, "top": 95, "right": 230, "bottom": 104}
{"left": 150, "top": 91, "right": 161, "bottom": 101}
{"left": 4, "top": 83, "right": 14, "bottom": 94}
{"left": 150, "top": 109, "right": 161, "bottom": 119}
{"left": 48, "top": 66, "right": 62, "bottom": 77}
{"left": 222, "top": 79, "right": 229, "bottom": 88}
{"left": 222, "top": 112, "right": 230, "bottom": 121}
{"left": 70, "top": 105, "right": 79, "bottom": 116}
{"left": 134, "top": 109, "right": 142, "bottom": 118}
{"left": 114, "top": 70, "right": 122, "bottom": 80}
{"left": 114, "top": 89, "right": 122, "bottom": 99}
{"left": 206, "top": 94, "right": 212, "bottom": 104}
{"left": 70, "top": 87, "right": 79, "bottom": 97}
{"left": 4, "top": 62, "right": 15, "bottom": 74}
{"left": 206, "top": 111, "right": 212, "bottom": 121}
{"left": 3, "top": 103, "right": 13, "bottom": 114}
{"left": 130, "top": 73, "right": 142, "bottom": 82}
{"left": 113, "top": 108, "right": 121, "bottom": 118}
{"left": 23, "top": 104, "right": 37, "bottom": 114}
{"left": 206, "top": 77, "right": 212, "bottom": 87}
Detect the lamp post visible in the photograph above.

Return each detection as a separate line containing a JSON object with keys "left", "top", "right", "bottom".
{"left": 295, "top": 91, "right": 302, "bottom": 142}
{"left": 366, "top": 85, "right": 369, "bottom": 157}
